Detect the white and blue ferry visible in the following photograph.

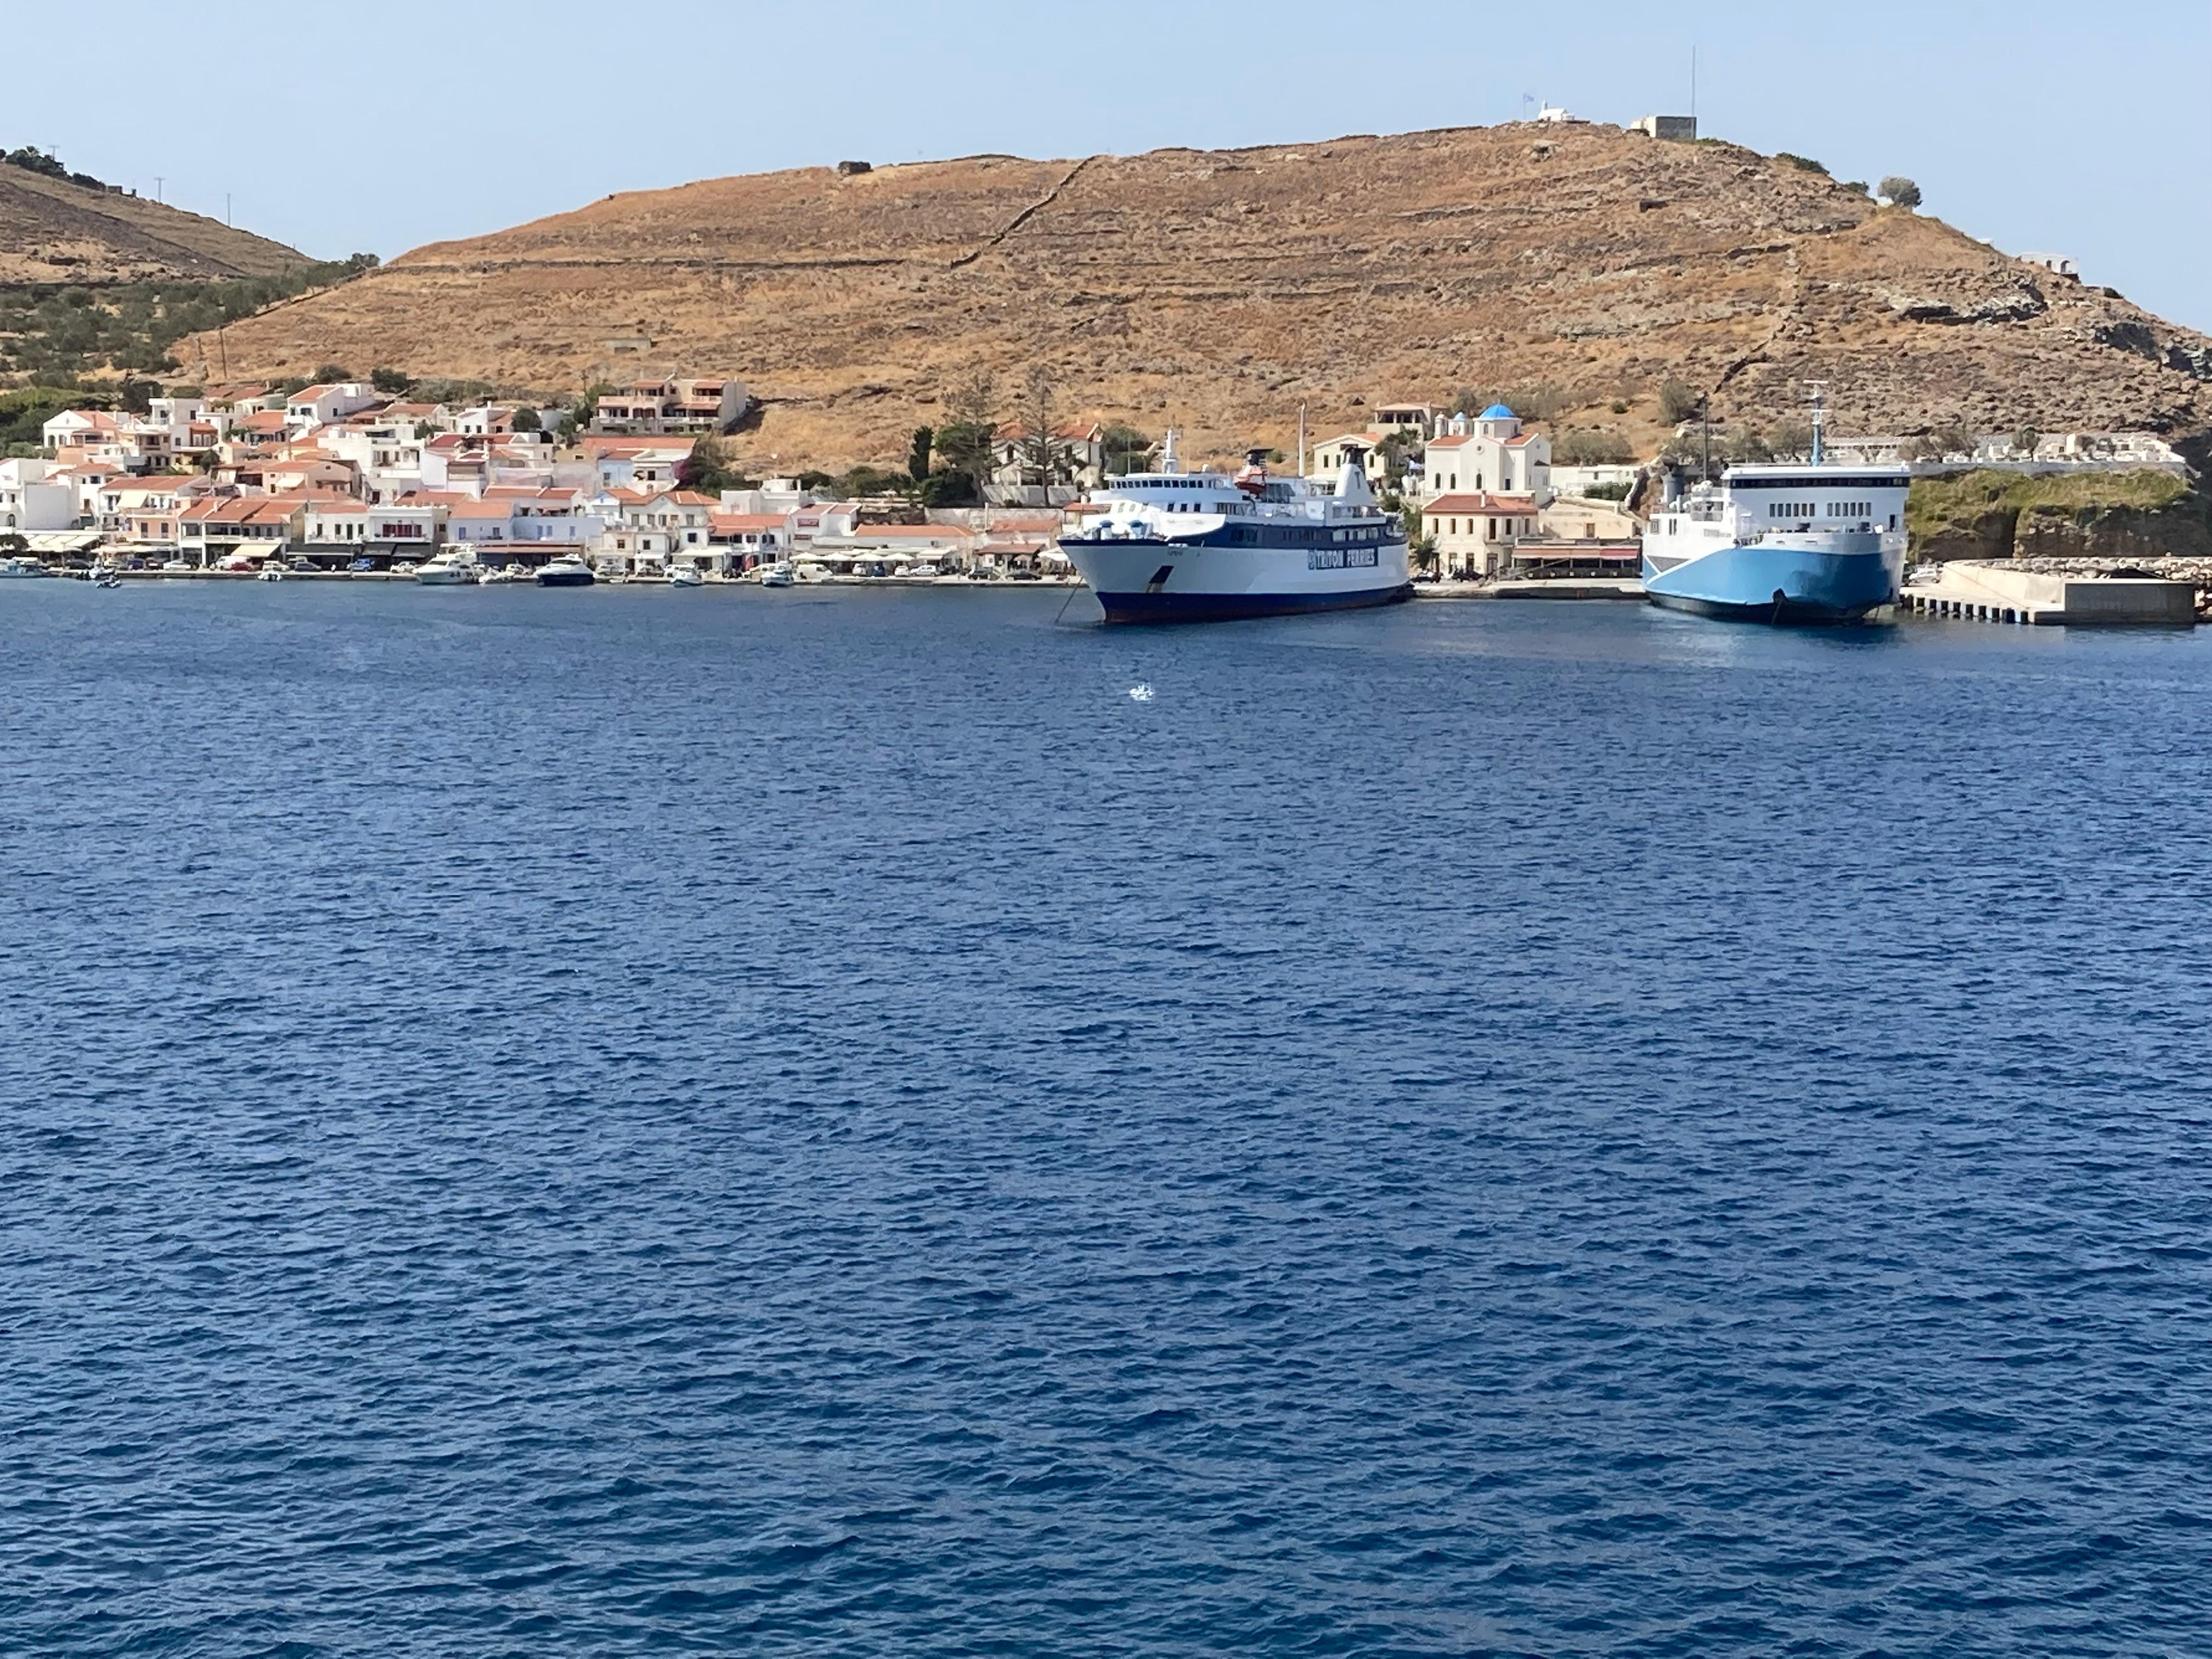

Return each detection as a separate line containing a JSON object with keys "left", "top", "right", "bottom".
{"left": 1062, "top": 434, "right": 1412, "bottom": 623}
{"left": 1643, "top": 391, "right": 1909, "bottom": 624}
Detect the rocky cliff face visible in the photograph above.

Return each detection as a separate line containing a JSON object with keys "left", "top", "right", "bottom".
{"left": 1909, "top": 470, "right": 2212, "bottom": 563}
{"left": 180, "top": 125, "right": 2212, "bottom": 471}
{"left": 0, "top": 166, "right": 307, "bottom": 283}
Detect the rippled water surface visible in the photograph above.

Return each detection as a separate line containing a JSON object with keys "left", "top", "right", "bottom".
{"left": 4, "top": 582, "right": 2210, "bottom": 1657}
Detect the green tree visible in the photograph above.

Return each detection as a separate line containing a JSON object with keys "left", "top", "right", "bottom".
{"left": 2011, "top": 426, "right": 2040, "bottom": 458}
{"left": 1554, "top": 428, "right": 1632, "bottom": 466}
{"left": 919, "top": 470, "right": 979, "bottom": 507}
{"left": 1659, "top": 377, "right": 1701, "bottom": 425}
{"left": 574, "top": 380, "right": 613, "bottom": 431}
{"left": 370, "top": 366, "right": 411, "bottom": 394}
{"left": 511, "top": 406, "right": 542, "bottom": 433}
{"left": 908, "top": 426, "right": 934, "bottom": 482}
{"left": 0, "top": 532, "right": 28, "bottom": 556}
{"left": 1878, "top": 176, "right": 1922, "bottom": 210}
{"left": 1768, "top": 420, "right": 1815, "bottom": 459}
{"left": 313, "top": 362, "right": 352, "bottom": 383}
{"left": 1100, "top": 423, "right": 1153, "bottom": 475}
{"left": 681, "top": 433, "right": 736, "bottom": 493}
{"left": 1377, "top": 428, "right": 1424, "bottom": 485}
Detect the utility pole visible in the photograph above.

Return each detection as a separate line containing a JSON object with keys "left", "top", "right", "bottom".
{"left": 154, "top": 176, "right": 165, "bottom": 203}
{"left": 1691, "top": 46, "right": 1699, "bottom": 123}
{"left": 1297, "top": 404, "right": 1307, "bottom": 478}
{"left": 225, "top": 192, "right": 232, "bottom": 226}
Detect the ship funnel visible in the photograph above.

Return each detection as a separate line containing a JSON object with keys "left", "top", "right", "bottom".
{"left": 1161, "top": 430, "right": 1182, "bottom": 476}
{"left": 1334, "top": 443, "right": 1374, "bottom": 503}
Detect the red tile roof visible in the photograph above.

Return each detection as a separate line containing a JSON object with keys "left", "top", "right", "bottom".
{"left": 1424, "top": 493, "right": 1538, "bottom": 514}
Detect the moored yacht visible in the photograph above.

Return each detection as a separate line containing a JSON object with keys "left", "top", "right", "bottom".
{"left": 1060, "top": 433, "right": 1411, "bottom": 623}
{"left": 1642, "top": 388, "right": 1909, "bottom": 624}
{"left": 415, "top": 547, "right": 480, "bottom": 585}
{"left": 536, "top": 554, "right": 596, "bottom": 587}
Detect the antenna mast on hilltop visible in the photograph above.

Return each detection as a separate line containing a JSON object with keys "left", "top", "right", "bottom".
{"left": 1691, "top": 46, "right": 1699, "bottom": 123}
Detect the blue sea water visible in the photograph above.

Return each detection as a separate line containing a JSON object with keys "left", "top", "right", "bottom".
{"left": 3, "top": 581, "right": 2210, "bottom": 1658}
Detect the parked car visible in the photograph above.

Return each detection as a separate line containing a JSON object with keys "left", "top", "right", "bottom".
{"left": 347, "top": 556, "right": 375, "bottom": 572}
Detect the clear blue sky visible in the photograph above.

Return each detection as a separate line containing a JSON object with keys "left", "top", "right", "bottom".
{"left": 14, "top": 0, "right": 2210, "bottom": 331}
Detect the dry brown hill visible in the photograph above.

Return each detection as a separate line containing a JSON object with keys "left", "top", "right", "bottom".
{"left": 0, "top": 164, "right": 307, "bottom": 283}
{"left": 183, "top": 125, "right": 2212, "bottom": 471}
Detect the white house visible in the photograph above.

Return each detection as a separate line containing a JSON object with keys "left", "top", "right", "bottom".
{"left": 584, "top": 437, "right": 694, "bottom": 491}
{"left": 0, "top": 458, "right": 76, "bottom": 532}
{"left": 284, "top": 382, "right": 379, "bottom": 431}
{"left": 1423, "top": 405, "right": 1551, "bottom": 504}
{"left": 1308, "top": 432, "right": 1389, "bottom": 484}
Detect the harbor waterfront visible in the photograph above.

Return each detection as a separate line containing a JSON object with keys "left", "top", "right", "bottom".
{"left": 5, "top": 581, "right": 2210, "bottom": 1657}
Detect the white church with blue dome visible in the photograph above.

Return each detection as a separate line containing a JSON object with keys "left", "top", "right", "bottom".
{"left": 1421, "top": 404, "right": 1551, "bottom": 504}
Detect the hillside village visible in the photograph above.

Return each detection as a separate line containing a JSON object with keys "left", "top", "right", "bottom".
{"left": 0, "top": 362, "right": 2191, "bottom": 584}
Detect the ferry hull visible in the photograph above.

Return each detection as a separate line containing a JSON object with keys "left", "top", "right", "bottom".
{"left": 1096, "top": 583, "right": 1413, "bottom": 624}
{"left": 1642, "top": 536, "right": 1903, "bottom": 625}
{"left": 1068, "top": 537, "right": 1413, "bottom": 626}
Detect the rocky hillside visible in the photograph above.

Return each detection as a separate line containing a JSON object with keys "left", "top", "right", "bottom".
{"left": 180, "top": 124, "right": 2212, "bottom": 471}
{"left": 0, "top": 163, "right": 307, "bottom": 284}
{"left": 1908, "top": 470, "right": 2212, "bottom": 563}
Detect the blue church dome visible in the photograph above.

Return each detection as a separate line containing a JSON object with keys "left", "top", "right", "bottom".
{"left": 1480, "top": 404, "right": 1517, "bottom": 420}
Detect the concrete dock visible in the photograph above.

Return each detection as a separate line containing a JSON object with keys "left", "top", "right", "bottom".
{"left": 1903, "top": 563, "right": 2199, "bottom": 626}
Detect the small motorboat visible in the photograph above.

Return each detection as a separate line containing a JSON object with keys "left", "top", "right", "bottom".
{"left": 256, "top": 560, "right": 287, "bottom": 582}
{"left": 0, "top": 556, "right": 52, "bottom": 578}
{"left": 537, "top": 554, "right": 596, "bottom": 588}
{"left": 480, "top": 564, "right": 532, "bottom": 584}
{"left": 668, "top": 565, "right": 706, "bottom": 588}
{"left": 758, "top": 561, "right": 796, "bottom": 588}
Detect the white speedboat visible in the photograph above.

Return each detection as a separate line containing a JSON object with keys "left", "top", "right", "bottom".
{"left": 256, "top": 561, "right": 287, "bottom": 582}
{"left": 0, "top": 556, "right": 50, "bottom": 578}
{"left": 758, "top": 561, "right": 796, "bottom": 588}
{"left": 537, "top": 554, "right": 596, "bottom": 587}
{"left": 415, "top": 548, "right": 480, "bottom": 585}
{"left": 668, "top": 565, "right": 706, "bottom": 588}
